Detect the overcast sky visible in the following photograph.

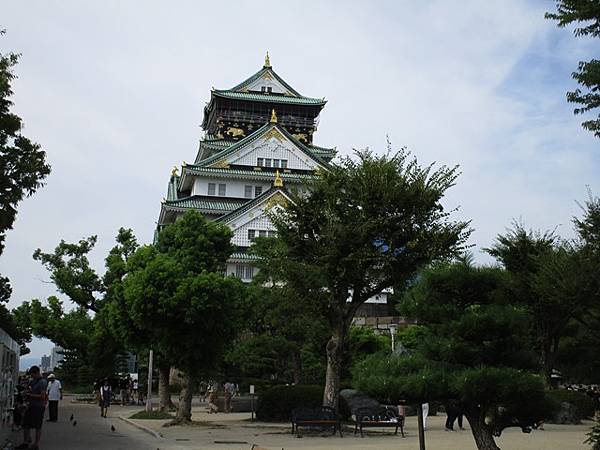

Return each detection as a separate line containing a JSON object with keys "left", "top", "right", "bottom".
{"left": 2, "top": 0, "right": 599, "bottom": 359}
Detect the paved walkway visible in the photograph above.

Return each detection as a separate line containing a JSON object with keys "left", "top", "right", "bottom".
{"left": 1, "top": 396, "right": 184, "bottom": 450}
{"left": 2, "top": 398, "right": 594, "bottom": 450}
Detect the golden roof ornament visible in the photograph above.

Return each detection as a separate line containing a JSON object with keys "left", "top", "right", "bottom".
{"left": 274, "top": 169, "right": 284, "bottom": 187}
{"left": 171, "top": 166, "right": 178, "bottom": 177}
{"left": 270, "top": 108, "right": 278, "bottom": 123}
{"left": 264, "top": 51, "right": 271, "bottom": 68}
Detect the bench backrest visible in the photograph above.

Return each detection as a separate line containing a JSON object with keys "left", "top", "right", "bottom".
{"left": 354, "top": 406, "right": 399, "bottom": 422}
{"left": 291, "top": 406, "right": 338, "bottom": 421}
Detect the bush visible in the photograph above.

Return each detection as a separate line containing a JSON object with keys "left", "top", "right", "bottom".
{"left": 256, "top": 385, "right": 323, "bottom": 421}
{"left": 546, "top": 389, "right": 595, "bottom": 423}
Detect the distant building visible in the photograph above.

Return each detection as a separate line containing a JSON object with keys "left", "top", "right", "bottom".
{"left": 0, "top": 328, "right": 20, "bottom": 425}
{"left": 50, "top": 346, "right": 64, "bottom": 370}
{"left": 40, "top": 354, "right": 51, "bottom": 372}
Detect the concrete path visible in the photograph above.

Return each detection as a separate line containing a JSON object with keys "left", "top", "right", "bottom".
{"left": 2, "top": 396, "right": 185, "bottom": 450}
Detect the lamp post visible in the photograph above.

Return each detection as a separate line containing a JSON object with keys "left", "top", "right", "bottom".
{"left": 389, "top": 324, "right": 397, "bottom": 353}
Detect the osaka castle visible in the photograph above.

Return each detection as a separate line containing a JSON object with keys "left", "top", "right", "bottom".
{"left": 156, "top": 53, "right": 336, "bottom": 281}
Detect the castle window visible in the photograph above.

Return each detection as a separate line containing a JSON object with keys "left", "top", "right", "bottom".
{"left": 273, "top": 159, "right": 280, "bottom": 168}
{"left": 245, "top": 266, "right": 254, "bottom": 279}
{"left": 244, "top": 185, "right": 253, "bottom": 198}
{"left": 261, "top": 86, "right": 266, "bottom": 93}
{"left": 257, "top": 158, "right": 264, "bottom": 166}
{"left": 235, "top": 264, "right": 245, "bottom": 279}
{"left": 267, "top": 87, "right": 272, "bottom": 93}
{"left": 208, "top": 183, "right": 216, "bottom": 195}
{"left": 264, "top": 158, "right": 272, "bottom": 168}
{"left": 255, "top": 186, "right": 263, "bottom": 197}
{"left": 248, "top": 230, "right": 256, "bottom": 241}
{"left": 259, "top": 230, "right": 267, "bottom": 238}
{"left": 218, "top": 183, "right": 226, "bottom": 196}
{"left": 281, "top": 160, "right": 288, "bottom": 168}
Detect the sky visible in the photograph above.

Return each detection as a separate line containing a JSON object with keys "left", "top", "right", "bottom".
{"left": 2, "top": 0, "right": 599, "bottom": 360}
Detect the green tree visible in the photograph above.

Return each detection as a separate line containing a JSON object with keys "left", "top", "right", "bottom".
{"left": 0, "top": 30, "right": 51, "bottom": 344}
{"left": 225, "top": 281, "right": 329, "bottom": 385}
{"left": 354, "top": 262, "right": 547, "bottom": 450}
{"left": 255, "top": 149, "right": 471, "bottom": 409}
{"left": 546, "top": 1, "right": 600, "bottom": 137}
{"left": 485, "top": 224, "right": 589, "bottom": 382}
{"left": 121, "top": 211, "right": 245, "bottom": 423}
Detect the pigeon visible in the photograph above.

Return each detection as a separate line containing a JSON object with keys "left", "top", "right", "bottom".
{"left": 111, "top": 425, "right": 115, "bottom": 432}
{"left": 72, "top": 420, "right": 77, "bottom": 427}
{"left": 69, "top": 414, "right": 74, "bottom": 422}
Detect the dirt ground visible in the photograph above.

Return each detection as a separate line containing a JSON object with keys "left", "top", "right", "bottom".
{"left": 126, "top": 406, "right": 594, "bottom": 450}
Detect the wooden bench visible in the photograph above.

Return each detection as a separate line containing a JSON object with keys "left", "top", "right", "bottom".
{"left": 354, "top": 406, "right": 405, "bottom": 437}
{"left": 291, "top": 406, "right": 343, "bottom": 437}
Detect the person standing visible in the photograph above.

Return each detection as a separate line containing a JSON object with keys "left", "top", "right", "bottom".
{"left": 46, "top": 374, "right": 62, "bottom": 422}
{"left": 99, "top": 379, "right": 112, "bottom": 418}
{"left": 15, "top": 366, "right": 47, "bottom": 450}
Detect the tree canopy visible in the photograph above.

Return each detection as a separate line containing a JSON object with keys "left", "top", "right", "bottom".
{"left": 546, "top": 1, "right": 600, "bottom": 137}
{"left": 354, "top": 261, "right": 547, "bottom": 450}
{"left": 255, "top": 148, "right": 471, "bottom": 409}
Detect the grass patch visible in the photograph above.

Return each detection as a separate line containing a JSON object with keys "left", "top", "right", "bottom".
{"left": 130, "top": 410, "right": 173, "bottom": 420}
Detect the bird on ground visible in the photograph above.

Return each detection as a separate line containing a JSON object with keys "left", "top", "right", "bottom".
{"left": 69, "top": 414, "right": 74, "bottom": 422}
{"left": 72, "top": 420, "right": 77, "bottom": 426}
{"left": 111, "top": 425, "right": 115, "bottom": 432}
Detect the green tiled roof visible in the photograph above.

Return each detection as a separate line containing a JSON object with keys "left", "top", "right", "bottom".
{"left": 213, "top": 90, "right": 326, "bottom": 106}
{"left": 229, "top": 66, "right": 302, "bottom": 97}
{"left": 229, "top": 251, "right": 258, "bottom": 261}
{"left": 166, "top": 175, "right": 179, "bottom": 201}
{"left": 183, "top": 166, "right": 317, "bottom": 182}
{"left": 198, "top": 123, "right": 329, "bottom": 168}
{"left": 217, "top": 186, "right": 291, "bottom": 224}
{"left": 164, "top": 196, "right": 249, "bottom": 213}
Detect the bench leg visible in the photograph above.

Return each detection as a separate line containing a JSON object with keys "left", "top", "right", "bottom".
{"left": 338, "top": 422, "right": 343, "bottom": 437}
{"left": 395, "top": 425, "right": 398, "bottom": 435}
{"left": 360, "top": 424, "right": 364, "bottom": 438}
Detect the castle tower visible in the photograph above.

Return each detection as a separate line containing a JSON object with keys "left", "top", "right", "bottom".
{"left": 157, "top": 54, "right": 335, "bottom": 280}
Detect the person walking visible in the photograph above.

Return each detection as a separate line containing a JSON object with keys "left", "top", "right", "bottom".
{"left": 15, "top": 366, "right": 47, "bottom": 450}
{"left": 99, "top": 379, "right": 112, "bottom": 418}
{"left": 444, "top": 403, "right": 464, "bottom": 431}
{"left": 46, "top": 374, "right": 62, "bottom": 422}
{"left": 224, "top": 381, "right": 235, "bottom": 413}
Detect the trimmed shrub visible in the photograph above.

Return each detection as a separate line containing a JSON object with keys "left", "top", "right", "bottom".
{"left": 256, "top": 385, "right": 323, "bottom": 421}
{"left": 546, "top": 389, "right": 595, "bottom": 423}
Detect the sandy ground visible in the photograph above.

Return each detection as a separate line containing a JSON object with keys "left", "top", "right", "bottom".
{"left": 127, "top": 404, "right": 594, "bottom": 450}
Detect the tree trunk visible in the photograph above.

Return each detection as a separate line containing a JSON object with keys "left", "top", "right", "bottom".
{"left": 174, "top": 372, "right": 193, "bottom": 423}
{"left": 466, "top": 411, "right": 501, "bottom": 450}
{"left": 323, "top": 323, "right": 345, "bottom": 409}
{"left": 158, "top": 364, "right": 172, "bottom": 412}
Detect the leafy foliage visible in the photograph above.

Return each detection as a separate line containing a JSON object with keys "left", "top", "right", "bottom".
{"left": 255, "top": 148, "right": 471, "bottom": 408}
{"left": 120, "top": 211, "right": 246, "bottom": 421}
{"left": 546, "top": 1, "right": 600, "bottom": 137}
{"left": 545, "top": 389, "right": 595, "bottom": 422}
{"left": 354, "top": 262, "right": 547, "bottom": 450}
{"left": 0, "top": 30, "right": 51, "bottom": 255}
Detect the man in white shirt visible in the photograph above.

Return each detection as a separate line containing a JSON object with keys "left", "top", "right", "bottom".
{"left": 46, "top": 374, "right": 62, "bottom": 422}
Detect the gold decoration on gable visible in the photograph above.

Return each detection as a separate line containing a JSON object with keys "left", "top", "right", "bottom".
{"left": 264, "top": 127, "right": 284, "bottom": 142}
{"left": 265, "top": 192, "right": 289, "bottom": 210}
{"left": 263, "top": 71, "right": 273, "bottom": 81}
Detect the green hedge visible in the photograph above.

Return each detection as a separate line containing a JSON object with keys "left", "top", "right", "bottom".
{"left": 256, "top": 385, "right": 324, "bottom": 421}
{"left": 546, "top": 389, "right": 595, "bottom": 422}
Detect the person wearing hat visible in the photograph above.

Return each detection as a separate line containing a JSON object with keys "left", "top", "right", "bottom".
{"left": 46, "top": 373, "right": 62, "bottom": 422}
